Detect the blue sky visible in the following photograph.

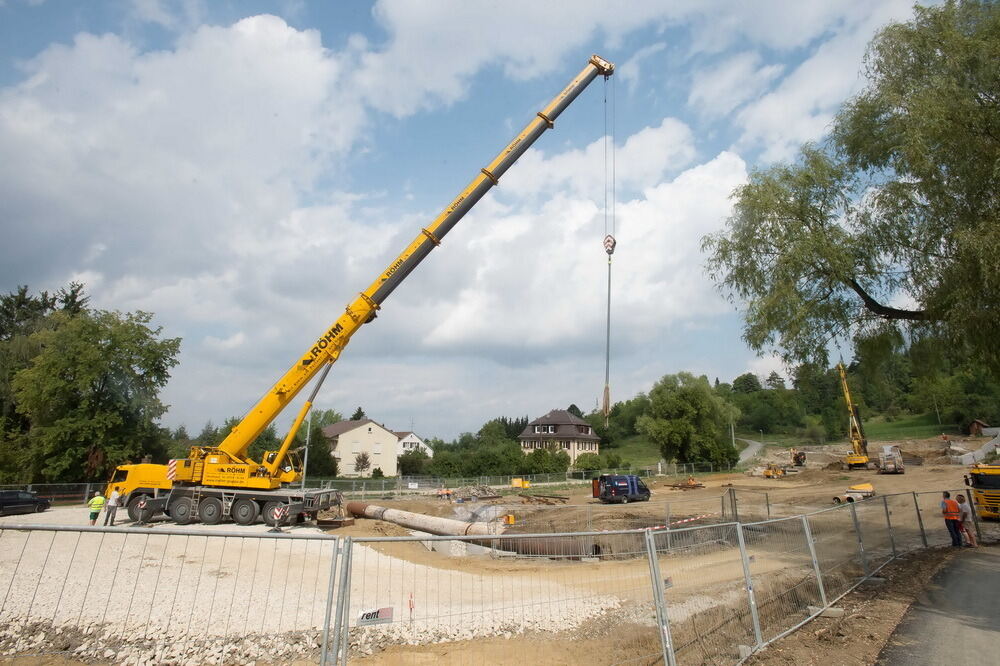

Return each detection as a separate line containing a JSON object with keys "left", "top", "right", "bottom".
{"left": 0, "top": 0, "right": 924, "bottom": 441}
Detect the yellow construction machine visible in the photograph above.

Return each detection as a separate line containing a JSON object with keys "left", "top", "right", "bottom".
{"left": 966, "top": 464, "right": 1000, "bottom": 519}
{"left": 838, "top": 363, "right": 875, "bottom": 470}
{"left": 106, "top": 55, "right": 616, "bottom": 526}
{"left": 763, "top": 464, "right": 786, "bottom": 479}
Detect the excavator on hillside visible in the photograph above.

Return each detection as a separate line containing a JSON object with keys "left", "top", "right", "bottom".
{"left": 106, "top": 55, "right": 616, "bottom": 526}
{"left": 838, "top": 363, "right": 876, "bottom": 470}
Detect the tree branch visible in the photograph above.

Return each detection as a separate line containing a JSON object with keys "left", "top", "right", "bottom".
{"left": 845, "top": 277, "right": 928, "bottom": 320}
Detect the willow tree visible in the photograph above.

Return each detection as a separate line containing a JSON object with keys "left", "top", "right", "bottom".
{"left": 704, "top": 0, "right": 1000, "bottom": 369}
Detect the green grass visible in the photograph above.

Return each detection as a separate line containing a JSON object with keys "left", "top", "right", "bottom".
{"left": 737, "top": 412, "right": 962, "bottom": 449}
{"left": 605, "top": 434, "right": 663, "bottom": 466}
{"left": 861, "top": 412, "right": 960, "bottom": 441}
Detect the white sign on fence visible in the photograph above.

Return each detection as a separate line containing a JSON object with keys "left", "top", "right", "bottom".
{"left": 358, "top": 607, "right": 394, "bottom": 626}
{"left": 408, "top": 482, "right": 419, "bottom": 490}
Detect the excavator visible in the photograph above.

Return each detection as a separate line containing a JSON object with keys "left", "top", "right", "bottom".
{"left": 838, "top": 363, "right": 875, "bottom": 470}
{"left": 106, "top": 54, "right": 616, "bottom": 526}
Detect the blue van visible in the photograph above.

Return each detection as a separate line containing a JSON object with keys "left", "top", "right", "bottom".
{"left": 592, "top": 475, "right": 651, "bottom": 504}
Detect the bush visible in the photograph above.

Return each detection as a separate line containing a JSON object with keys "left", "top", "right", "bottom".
{"left": 371, "top": 467, "right": 384, "bottom": 479}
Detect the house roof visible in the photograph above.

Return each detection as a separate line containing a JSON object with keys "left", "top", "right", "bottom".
{"left": 518, "top": 409, "right": 600, "bottom": 441}
{"left": 322, "top": 419, "right": 380, "bottom": 439}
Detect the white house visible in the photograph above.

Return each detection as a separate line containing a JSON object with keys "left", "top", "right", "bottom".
{"left": 322, "top": 419, "right": 399, "bottom": 477}
{"left": 518, "top": 409, "right": 600, "bottom": 465}
{"left": 394, "top": 431, "right": 433, "bottom": 457}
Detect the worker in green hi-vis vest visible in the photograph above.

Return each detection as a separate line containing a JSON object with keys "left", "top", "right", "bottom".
{"left": 87, "top": 491, "right": 105, "bottom": 526}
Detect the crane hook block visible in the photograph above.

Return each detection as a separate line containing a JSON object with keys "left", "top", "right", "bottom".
{"left": 603, "top": 234, "right": 616, "bottom": 255}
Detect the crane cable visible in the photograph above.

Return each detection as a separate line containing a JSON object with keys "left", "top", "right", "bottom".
{"left": 601, "top": 74, "right": 616, "bottom": 427}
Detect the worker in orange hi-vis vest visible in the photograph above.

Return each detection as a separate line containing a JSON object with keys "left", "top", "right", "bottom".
{"left": 941, "top": 491, "right": 963, "bottom": 547}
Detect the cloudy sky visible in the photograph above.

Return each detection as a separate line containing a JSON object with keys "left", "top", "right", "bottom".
{"left": 0, "top": 0, "right": 923, "bottom": 441}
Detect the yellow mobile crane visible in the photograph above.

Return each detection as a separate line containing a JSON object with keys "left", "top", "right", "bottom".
{"left": 107, "top": 54, "right": 616, "bottom": 526}
{"left": 966, "top": 464, "right": 1000, "bottom": 519}
{"left": 838, "top": 363, "right": 875, "bottom": 470}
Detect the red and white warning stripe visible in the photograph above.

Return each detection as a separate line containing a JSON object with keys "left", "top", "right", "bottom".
{"left": 274, "top": 505, "right": 288, "bottom": 521}
{"left": 643, "top": 512, "right": 718, "bottom": 531}
{"left": 166, "top": 459, "right": 178, "bottom": 481}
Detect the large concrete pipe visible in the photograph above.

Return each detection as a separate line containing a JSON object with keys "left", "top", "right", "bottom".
{"left": 346, "top": 502, "right": 501, "bottom": 536}
{"left": 346, "top": 502, "right": 605, "bottom": 557}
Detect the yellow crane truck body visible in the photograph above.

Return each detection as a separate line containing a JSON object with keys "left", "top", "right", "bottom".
{"left": 106, "top": 54, "right": 616, "bottom": 525}
{"left": 967, "top": 463, "right": 1000, "bottom": 519}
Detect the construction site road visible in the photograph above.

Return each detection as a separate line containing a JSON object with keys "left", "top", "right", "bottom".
{"left": 738, "top": 438, "right": 763, "bottom": 464}
{"left": 877, "top": 545, "right": 1000, "bottom": 666}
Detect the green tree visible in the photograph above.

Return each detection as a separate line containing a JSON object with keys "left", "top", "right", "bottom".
{"left": 371, "top": 467, "right": 384, "bottom": 479}
{"left": 704, "top": 1, "right": 1000, "bottom": 370}
{"left": 350, "top": 407, "right": 366, "bottom": 421}
{"left": 765, "top": 372, "right": 785, "bottom": 390}
{"left": 9, "top": 309, "right": 180, "bottom": 481}
{"left": 398, "top": 448, "right": 429, "bottom": 476}
{"left": 354, "top": 451, "right": 371, "bottom": 475}
{"left": 636, "top": 373, "right": 739, "bottom": 466}
{"left": 567, "top": 403, "right": 584, "bottom": 418}
{"left": 574, "top": 452, "right": 602, "bottom": 471}
{"left": 732, "top": 373, "right": 762, "bottom": 394}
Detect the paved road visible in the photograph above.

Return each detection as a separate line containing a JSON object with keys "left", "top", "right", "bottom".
{"left": 877, "top": 546, "right": 1000, "bottom": 665}
{"left": 738, "top": 438, "right": 764, "bottom": 464}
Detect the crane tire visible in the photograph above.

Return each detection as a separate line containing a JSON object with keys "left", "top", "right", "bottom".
{"left": 170, "top": 497, "right": 195, "bottom": 525}
{"left": 127, "top": 495, "right": 150, "bottom": 522}
{"left": 621, "top": 496, "right": 629, "bottom": 505}
{"left": 262, "top": 501, "right": 284, "bottom": 527}
{"left": 232, "top": 498, "right": 260, "bottom": 526}
{"left": 199, "top": 497, "right": 224, "bottom": 525}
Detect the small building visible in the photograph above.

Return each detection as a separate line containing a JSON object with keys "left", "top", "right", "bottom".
{"left": 518, "top": 409, "right": 600, "bottom": 465}
{"left": 969, "top": 419, "right": 990, "bottom": 437}
{"left": 322, "top": 419, "right": 399, "bottom": 477}
{"left": 394, "top": 431, "right": 434, "bottom": 457}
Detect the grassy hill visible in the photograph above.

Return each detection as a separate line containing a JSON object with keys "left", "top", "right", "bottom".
{"left": 738, "top": 412, "right": 961, "bottom": 449}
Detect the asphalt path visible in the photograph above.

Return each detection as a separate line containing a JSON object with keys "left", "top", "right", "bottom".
{"left": 877, "top": 546, "right": 1000, "bottom": 665}
{"left": 738, "top": 438, "right": 764, "bottom": 464}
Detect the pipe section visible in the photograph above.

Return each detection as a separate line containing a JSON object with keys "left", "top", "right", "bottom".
{"left": 346, "top": 502, "right": 501, "bottom": 536}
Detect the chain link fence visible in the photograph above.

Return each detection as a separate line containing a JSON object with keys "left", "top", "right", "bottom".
{"left": 0, "top": 487, "right": 984, "bottom": 664}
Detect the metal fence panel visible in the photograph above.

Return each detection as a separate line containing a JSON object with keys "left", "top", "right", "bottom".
{"left": 647, "top": 523, "right": 755, "bottom": 665}
{"left": 740, "top": 517, "right": 823, "bottom": 643}
{"left": 802, "top": 505, "right": 865, "bottom": 602}
{"left": 0, "top": 526, "right": 341, "bottom": 664}
{"left": 340, "top": 530, "right": 662, "bottom": 664}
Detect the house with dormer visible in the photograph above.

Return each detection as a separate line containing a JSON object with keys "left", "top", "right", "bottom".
{"left": 517, "top": 409, "right": 600, "bottom": 465}
{"left": 322, "top": 419, "right": 399, "bottom": 477}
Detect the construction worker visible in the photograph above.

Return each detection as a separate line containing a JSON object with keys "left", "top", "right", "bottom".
{"left": 941, "top": 491, "right": 962, "bottom": 547}
{"left": 103, "top": 488, "right": 121, "bottom": 527}
{"left": 87, "top": 491, "right": 106, "bottom": 526}
{"left": 956, "top": 494, "right": 978, "bottom": 547}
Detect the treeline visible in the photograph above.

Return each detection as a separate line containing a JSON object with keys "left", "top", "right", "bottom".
{"left": 0, "top": 284, "right": 180, "bottom": 483}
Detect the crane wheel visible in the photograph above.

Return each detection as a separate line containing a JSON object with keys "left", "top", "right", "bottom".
{"left": 127, "top": 495, "right": 150, "bottom": 522}
{"left": 199, "top": 497, "right": 224, "bottom": 525}
{"left": 232, "top": 498, "right": 260, "bottom": 525}
{"left": 170, "top": 497, "right": 195, "bottom": 525}
{"left": 262, "top": 501, "right": 284, "bottom": 527}
{"left": 620, "top": 496, "right": 629, "bottom": 505}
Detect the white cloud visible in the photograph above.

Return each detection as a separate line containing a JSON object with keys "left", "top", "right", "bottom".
{"left": 619, "top": 42, "right": 666, "bottom": 95}
{"left": 688, "top": 52, "right": 783, "bottom": 117}
{"left": 734, "top": 0, "right": 915, "bottom": 161}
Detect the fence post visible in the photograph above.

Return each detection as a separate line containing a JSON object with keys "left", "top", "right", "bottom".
{"left": 882, "top": 496, "right": 897, "bottom": 558}
{"left": 665, "top": 504, "right": 672, "bottom": 550}
{"left": 849, "top": 503, "right": 870, "bottom": 577}
{"left": 735, "top": 524, "right": 764, "bottom": 648}
{"left": 721, "top": 493, "right": 726, "bottom": 520}
{"left": 963, "top": 486, "right": 982, "bottom": 541}
{"left": 801, "top": 515, "right": 827, "bottom": 607}
{"left": 729, "top": 488, "right": 739, "bottom": 523}
{"left": 643, "top": 530, "right": 677, "bottom": 666}
{"left": 766, "top": 492, "right": 771, "bottom": 519}
{"left": 319, "top": 538, "right": 342, "bottom": 666}
{"left": 338, "top": 537, "right": 354, "bottom": 666}
{"left": 912, "top": 492, "right": 929, "bottom": 548}
{"left": 329, "top": 536, "right": 353, "bottom": 665}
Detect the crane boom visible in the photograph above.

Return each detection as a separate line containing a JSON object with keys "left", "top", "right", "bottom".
{"left": 838, "top": 362, "right": 871, "bottom": 468}
{"left": 219, "top": 54, "right": 614, "bottom": 465}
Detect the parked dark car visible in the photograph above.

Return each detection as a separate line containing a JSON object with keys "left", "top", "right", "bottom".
{"left": 0, "top": 490, "right": 50, "bottom": 516}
